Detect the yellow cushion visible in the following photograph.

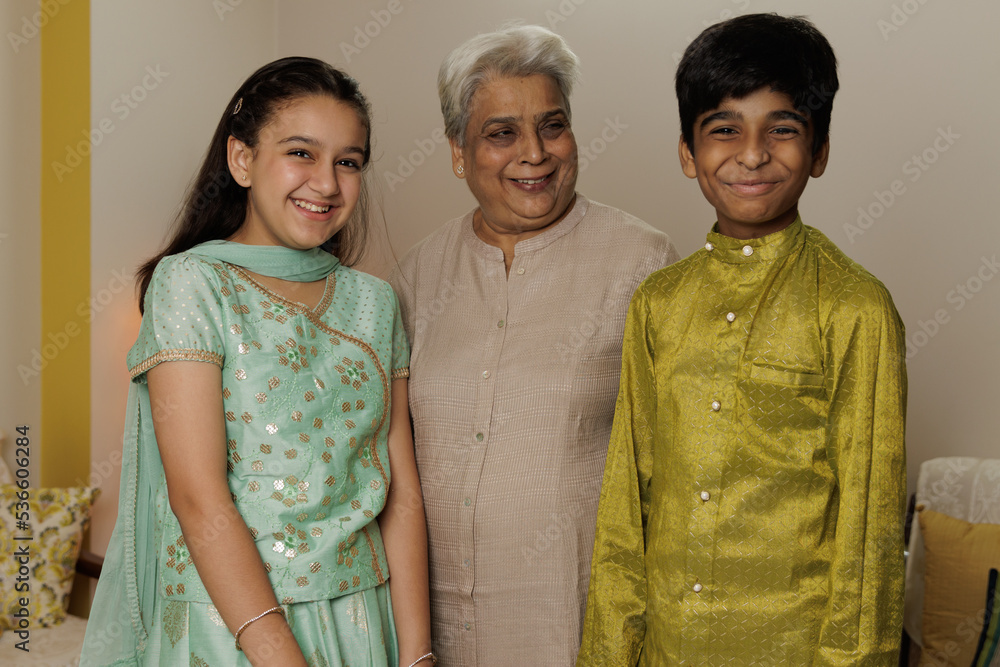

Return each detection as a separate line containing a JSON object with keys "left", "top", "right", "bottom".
{"left": 918, "top": 508, "right": 1000, "bottom": 667}
{"left": 0, "top": 485, "right": 99, "bottom": 631}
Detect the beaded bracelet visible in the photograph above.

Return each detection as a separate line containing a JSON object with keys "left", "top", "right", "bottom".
{"left": 234, "top": 605, "right": 285, "bottom": 651}
{"left": 406, "top": 651, "right": 437, "bottom": 667}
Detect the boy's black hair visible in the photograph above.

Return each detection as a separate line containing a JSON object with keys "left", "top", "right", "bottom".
{"left": 675, "top": 13, "right": 838, "bottom": 156}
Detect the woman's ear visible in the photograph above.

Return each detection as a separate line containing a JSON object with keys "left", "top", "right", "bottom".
{"left": 227, "top": 135, "right": 252, "bottom": 187}
{"left": 450, "top": 138, "right": 465, "bottom": 179}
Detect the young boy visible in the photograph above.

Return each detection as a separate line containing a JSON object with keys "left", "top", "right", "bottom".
{"left": 578, "top": 14, "right": 907, "bottom": 666}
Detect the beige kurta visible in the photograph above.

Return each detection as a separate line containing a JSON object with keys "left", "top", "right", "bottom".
{"left": 390, "top": 195, "right": 678, "bottom": 665}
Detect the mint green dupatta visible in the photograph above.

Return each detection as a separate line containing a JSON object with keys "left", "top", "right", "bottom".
{"left": 185, "top": 240, "right": 339, "bottom": 282}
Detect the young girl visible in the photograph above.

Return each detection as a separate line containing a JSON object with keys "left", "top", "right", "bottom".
{"left": 81, "top": 57, "right": 433, "bottom": 667}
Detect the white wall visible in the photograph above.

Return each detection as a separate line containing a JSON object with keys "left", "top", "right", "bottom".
{"left": 276, "top": 0, "right": 1000, "bottom": 491}
{"left": 0, "top": 1, "right": 41, "bottom": 484}
{"left": 89, "top": 0, "right": 277, "bottom": 549}
{"left": 86, "top": 0, "right": 1000, "bottom": 549}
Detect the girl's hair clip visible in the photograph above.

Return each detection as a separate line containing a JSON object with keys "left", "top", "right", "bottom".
{"left": 232, "top": 97, "right": 243, "bottom": 115}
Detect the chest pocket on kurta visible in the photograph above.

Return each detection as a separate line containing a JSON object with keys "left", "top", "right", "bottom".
{"left": 742, "top": 363, "right": 828, "bottom": 459}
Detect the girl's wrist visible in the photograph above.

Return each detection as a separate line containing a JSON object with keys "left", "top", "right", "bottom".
{"left": 403, "top": 650, "right": 437, "bottom": 667}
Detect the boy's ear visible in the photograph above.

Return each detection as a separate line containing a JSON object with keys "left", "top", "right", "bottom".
{"left": 678, "top": 135, "right": 698, "bottom": 179}
{"left": 450, "top": 139, "right": 466, "bottom": 179}
{"left": 227, "top": 135, "right": 252, "bottom": 187}
{"left": 810, "top": 138, "right": 830, "bottom": 178}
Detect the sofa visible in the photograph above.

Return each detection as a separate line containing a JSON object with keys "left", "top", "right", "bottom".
{"left": 0, "top": 430, "right": 102, "bottom": 666}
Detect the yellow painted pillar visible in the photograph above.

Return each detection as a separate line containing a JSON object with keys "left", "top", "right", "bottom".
{"left": 40, "top": 0, "right": 90, "bottom": 486}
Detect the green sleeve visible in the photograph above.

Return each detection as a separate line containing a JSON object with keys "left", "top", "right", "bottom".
{"left": 388, "top": 284, "right": 410, "bottom": 378}
{"left": 814, "top": 283, "right": 907, "bottom": 666}
{"left": 127, "top": 254, "right": 226, "bottom": 381}
{"left": 578, "top": 287, "right": 656, "bottom": 667}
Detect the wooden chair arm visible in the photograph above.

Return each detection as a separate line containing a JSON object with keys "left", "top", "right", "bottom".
{"left": 75, "top": 549, "right": 104, "bottom": 579}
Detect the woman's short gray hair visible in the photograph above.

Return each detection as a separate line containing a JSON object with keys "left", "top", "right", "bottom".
{"left": 438, "top": 24, "right": 581, "bottom": 146}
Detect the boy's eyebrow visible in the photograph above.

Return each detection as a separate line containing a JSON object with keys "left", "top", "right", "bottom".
{"left": 699, "top": 110, "right": 740, "bottom": 128}
{"left": 699, "top": 109, "right": 811, "bottom": 129}
{"left": 769, "top": 109, "right": 810, "bottom": 125}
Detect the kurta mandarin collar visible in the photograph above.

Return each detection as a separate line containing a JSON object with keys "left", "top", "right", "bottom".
{"left": 460, "top": 193, "right": 590, "bottom": 260}
{"left": 705, "top": 215, "right": 805, "bottom": 264}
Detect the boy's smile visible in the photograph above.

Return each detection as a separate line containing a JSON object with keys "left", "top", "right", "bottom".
{"left": 679, "top": 88, "right": 829, "bottom": 239}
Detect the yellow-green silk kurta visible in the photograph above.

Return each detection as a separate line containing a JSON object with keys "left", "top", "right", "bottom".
{"left": 578, "top": 219, "right": 907, "bottom": 666}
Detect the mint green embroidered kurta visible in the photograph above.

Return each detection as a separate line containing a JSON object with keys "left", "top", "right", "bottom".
{"left": 578, "top": 219, "right": 907, "bottom": 666}
{"left": 81, "top": 248, "right": 409, "bottom": 666}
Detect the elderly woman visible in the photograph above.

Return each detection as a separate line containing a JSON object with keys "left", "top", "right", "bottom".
{"left": 390, "top": 25, "right": 678, "bottom": 665}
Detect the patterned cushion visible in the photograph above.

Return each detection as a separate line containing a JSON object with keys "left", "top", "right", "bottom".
{"left": 0, "top": 486, "right": 99, "bottom": 631}
{"left": 905, "top": 457, "right": 1000, "bottom": 645}
{"left": 918, "top": 509, "right": 1000, "bottom": 667}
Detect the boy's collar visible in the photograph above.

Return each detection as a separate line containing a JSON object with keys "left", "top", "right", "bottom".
{"left": 704, "top": 216, "right": 805, "bottom": 263}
